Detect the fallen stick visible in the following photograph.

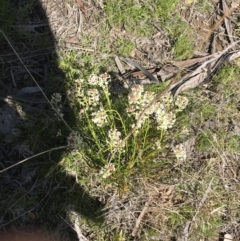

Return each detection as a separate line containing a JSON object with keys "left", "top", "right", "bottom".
{"left": 132, "top": 196, "right": 152, "bottom": 237}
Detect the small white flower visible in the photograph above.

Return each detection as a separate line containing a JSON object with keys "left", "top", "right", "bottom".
{"left": 51, "top": 93, "right": 64, "bottom": 119}
{"left": 88, "top": 73, "right": 110, "bottom": 89}
{"left": 87, "top": 88, "right": 100, "bottom": 106}
{"left": 131, "top": 84, "right": 144, "bottom": 94}
{"left": 141, "top": 91, "right": 156, "bottom": 114}
{"left": 98, "top": 73, "right": 111, "bottom": 89}
{"left": 155, "top": 107, "right": 166, "bottom": 124}
{"left": 100, "top": 73, "right": 110, "bottom": 81}
{"left": 154, "top": 102, "right": 165, "bottom": 116}
{"left": 57, "top": 130, "right": 62, "bottom": 136}
{"left": 173, "top": 144, "right": 186, "bottom": 161}
{"left": 161, "top": 92, "right": 173, "bottom": 105}
{"left": 51, "top": 93, "right": 62, "bottom": 105}
{"left": 51, "top": 93, "right": 62, "bottom": 112}
{"left": 135, "top": 111, "right": 148, "bottom": 128}
{"left": 66, "top": 89, "right": 72, "bottom": 98}
{"left": 67, "top": 131, "right": 85, "bottom": 150}
{"left": 99, "top": 163, "right": 116, "bottom": 179}
{"left": 88, "top": 74, "right": 99, "bottom": 85}
{"left": 126, "top": 105, "right": 135, "bottom": 114}
{"left": 181, "top": 127, "right": 190, "bottom": 135}
{"left": 155, "top": 140, "right": 162, "bottom": 150}
{"left": 157, "top": 111, "right": 176, "bottom": 130}
{"left": 74, "top": 78, "right": 85, "bottom": 84}
{"left": 175, "top": 95, "right": 189, "bottom": 111}
{"left": 128, "top": 85, "right": 144, "bottom": 105}
{"left": 139, "top": 91, "right": 154, "bottom": 107}
{"left": 107, "top": 128, "right": 124, "bottom": 150}
{"left": 127, "top": 90, "right": 155, "bottom": 128}
{"left": 91, "top": 107, "right": 108, "bottom": 127}
{"left": 54, "top": 110, "right": 64, "bottom": 120}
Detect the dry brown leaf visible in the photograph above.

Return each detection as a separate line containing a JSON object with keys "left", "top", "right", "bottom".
{"left": 171, "top": 40, "right": 240, "bottom": 96}
{"left": 122, "top": 58, "right": 159, "bottom": 83}
{"left": 172, "top": 55, "right": 213, "bottom": 69}
{"left": 174, "top": 70, "right": 208, "bottom": 96}
{"left": 115, "top": 56, "right": 125, "bottom": 75}
{"left": 157, "top": 64, "right": 178, "bottom": 81}
{"left": 65, "top": 36, "right": 80, "bottom": 44}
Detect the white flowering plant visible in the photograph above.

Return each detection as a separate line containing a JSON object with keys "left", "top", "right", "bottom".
{"left": 51, "top": 93, "right": 64, "bottom": 120}
{"left": 64, "top": 72, "right": 189, "bottom": 184}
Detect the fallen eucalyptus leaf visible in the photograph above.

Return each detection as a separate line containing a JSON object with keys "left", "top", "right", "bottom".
{"left": 115, "top": 56, "right": 125, "bottom": 75}
{"left": 174, "top": 69, "right": 208, "bottom": 96}
{"left": 157, "top": 64, "right": 178, "bottom": 81}
{"left": 121, "top": 58, "right": 159, "bottom": 83}
{"left": 170, "top": 40, "right": 240, "bottom": 96}
{"left": 172, "top": 55, "right": 213, "bottom": 69}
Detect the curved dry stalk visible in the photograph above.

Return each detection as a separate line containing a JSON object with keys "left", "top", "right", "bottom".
{"left": 0, "top": 146, "right": 66, "bottom": 174}
{"left": 181, "top": 177, "right": 214, "bottom": 241}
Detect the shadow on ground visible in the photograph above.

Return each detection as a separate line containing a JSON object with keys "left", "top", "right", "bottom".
{"left": 0, "top": 1, "right": 104, "bottom": 240}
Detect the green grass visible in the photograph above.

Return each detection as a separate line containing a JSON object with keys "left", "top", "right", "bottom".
{"left": 105, "top": 0, "right": 179, "bottom": 37}
{"left": 195, "top": 0, "right": 218, "bottom": 12}
{"left": 164, "top": 16, "right": 195, "bottom": 60}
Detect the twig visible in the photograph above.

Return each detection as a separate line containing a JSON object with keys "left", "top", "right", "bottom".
{"left": 182, "top": 178, "right": 214, "bottom": 241}
{"left": 10, "top": 69, "right": 17, "bottom": 88}
{"left": 76, "top": 0, "right": 87, "bottom": 17}
{"left": 77, "top": 7, "right": 83, "bottom": 35}
{"left": 193, "top": 178, "right": 214, "bottom": 222}
{"left": 132, "top": 196, "right": 152, "bottom": 237}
